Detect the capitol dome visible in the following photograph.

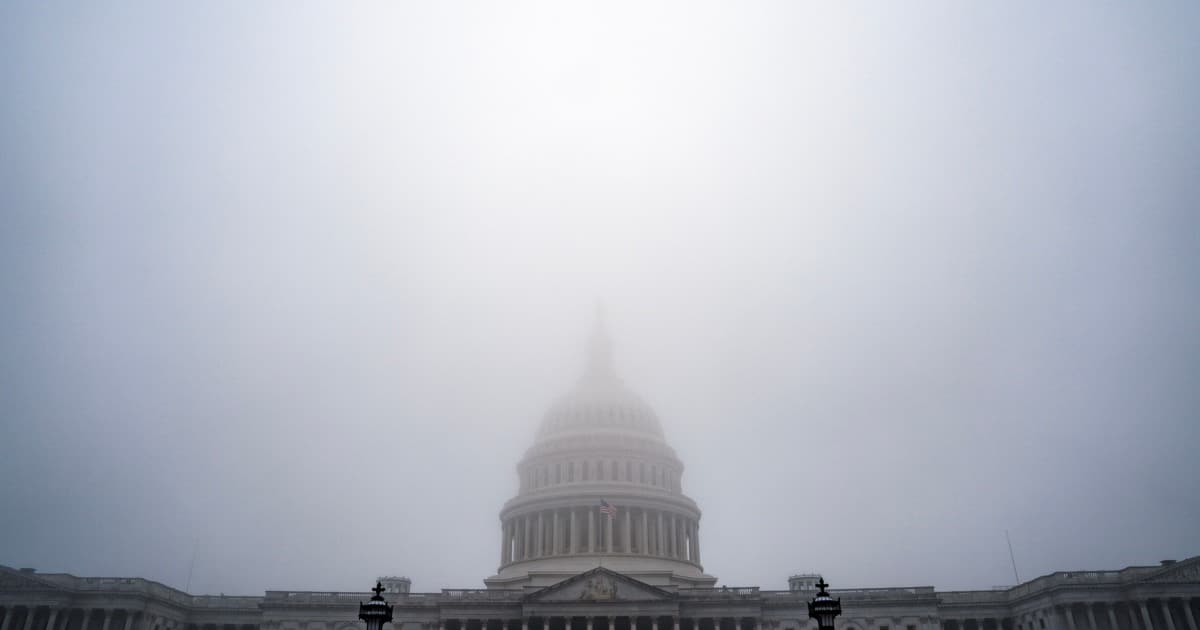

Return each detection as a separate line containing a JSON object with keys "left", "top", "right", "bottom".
{"left": 485, "top": 313, "right": 716, "bottom": 590}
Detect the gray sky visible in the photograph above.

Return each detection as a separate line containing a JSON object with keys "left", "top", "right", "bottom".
{"left": 1, "top": 1, "right": 1198, "bottom": 597}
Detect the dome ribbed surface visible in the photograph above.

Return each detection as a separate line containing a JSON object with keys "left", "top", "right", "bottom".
{"left": 536, "top": 381, "right": 665, "bottom": 441}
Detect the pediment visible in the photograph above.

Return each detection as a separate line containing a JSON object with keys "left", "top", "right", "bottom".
{"left": 526, "top": 568, "right": 674, "bottom": 603}
{"left": 1144, "top": 557, "right": 1200, "bottom": 583}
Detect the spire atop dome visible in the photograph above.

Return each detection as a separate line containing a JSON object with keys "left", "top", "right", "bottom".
{"left": 583, "top": 302, "right": 617, "bottom": 382}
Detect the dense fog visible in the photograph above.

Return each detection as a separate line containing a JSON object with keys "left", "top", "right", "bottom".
{"left": 1, "top": 1, "right": 1198, "bottom": 596}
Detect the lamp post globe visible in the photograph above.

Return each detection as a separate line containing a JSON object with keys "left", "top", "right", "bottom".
{"left": 359, "top": 581, "right": 394, "bottom": 630}
{"left": 807, "top": 578, "right": 842, "bottom": 630}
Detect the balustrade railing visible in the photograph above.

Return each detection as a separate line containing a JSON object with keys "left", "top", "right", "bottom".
{"left": 438, "top": 590, "right": 524, "bottom": 601}
{"left": 678, "top": 587, "right": 760, "bottom": 599}
{"left": 263, "top": 591, "right": 371, "bottom": 604}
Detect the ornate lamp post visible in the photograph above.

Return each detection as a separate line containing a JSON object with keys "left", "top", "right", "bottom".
{"left": 359, "top": 582, "right": 394, "bottom": 630}
{"left": 807, "top": 578, "right": 842, "bottom": 630}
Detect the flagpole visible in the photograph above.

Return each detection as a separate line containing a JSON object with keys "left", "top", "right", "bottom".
{"left": 598, "top": 506, "right": 603, "bottom": 569}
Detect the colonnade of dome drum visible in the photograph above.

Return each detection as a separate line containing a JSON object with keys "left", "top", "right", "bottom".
{"left": 518, "top": 456, "right": 682, "bottom": 493}
{"left": 500, "top": 505, "right": 701, "bottom": 566}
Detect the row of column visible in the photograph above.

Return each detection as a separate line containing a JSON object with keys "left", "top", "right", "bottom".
{"left": 1056, "top": 599, "right": 1199, "bottom": 630}
{"left": 520, "top": 459, "right": 681, "bottom": 493}
{"left": 953, "top": 598, "right": 1200, "bottom": 630}
{"left": 435, "top": 617, "right": 758, "bottom": 630}
{"left": 501, "top": 506, "right": 700, "bottom": 565}
{"left": 0, "top": 607, "right": 179, "bottom": 630}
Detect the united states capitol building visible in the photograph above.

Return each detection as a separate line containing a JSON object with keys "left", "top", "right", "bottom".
{"left": 3, "top": 322, "right": 1197, "bottom": 630}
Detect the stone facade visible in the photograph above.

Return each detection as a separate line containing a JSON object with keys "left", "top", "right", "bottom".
{"left": 3, "top": 319, "right": 1198, "bottom": 630}
{"left": 3, "top": 560, "right": 1200, "bottom": 630}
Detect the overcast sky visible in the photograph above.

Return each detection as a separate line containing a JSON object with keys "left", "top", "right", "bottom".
{"left": 2, "top": 1, "right": 1198, "bottom": 597}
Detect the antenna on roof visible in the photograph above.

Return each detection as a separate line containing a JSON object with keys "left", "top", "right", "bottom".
{"left": 1005, "top": 530, "right": 1020, "bottom": 584}
{"left": 185, "top": 537, "right": 199, "bottom": 593}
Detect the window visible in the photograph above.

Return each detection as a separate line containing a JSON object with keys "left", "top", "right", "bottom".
{"left": 1040, "top": 621, "right": 1046, "bottom": 629}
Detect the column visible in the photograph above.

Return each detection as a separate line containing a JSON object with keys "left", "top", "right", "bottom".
{"left": 1065, "top": 607, "right": 1078, "bottom": 630}
{"left": 605, "top": 512, "right": 613, "bottom": 552}
{"left": 624, "top": 506, "right": 633, "bottom": 549}
{"left": 586, "top": 619, "right": 593, "bottom": 630}
{"left": 589, "top": 510, "right": 596, "bottom": 553}
{"left": 524, "top": 515, "right": 533, "bottom": 560}
{"left": 537, "top": 512, "right": 546, "bottom": 557}
{"left": 1181, "top": 601, "right": 1198, "bottom": 630}
{"left": 1161, "top": 602, "right": 1177, "bottom": 630}
{"left": 521, "top": 620, "right": 528, "bottom": 630}
{"left": 653, "top": 619, "right": 659, "bottom": 630}
{"left": 694, "top": 521, "right": 701, "bottom": 564}
{"left": 553, "top": 511, "right": 560, "bottom": 555}
{"left": 570, "top": 509, "right": 578, "bottom": 554}
{"left": 669, "top": 515, "right": 677, "bottom": 558}
{"left": 46, "top": 611, "right": 60, "bottom": 630}
{"left": 100, "top": 612, "right": 113, "bottom": 630}
{"left": 1086, "top": 607, "right": 1098, "bottom": 630}
{"left": 641, "top": 511, "right": 650, "bottom": 555}
{"left": 1, "top": 608, "right": 14, "bottom": 630}
{"left": 657, "top": 512, "right": 664, "bottom": 556}
{"left": 502, "top": 521, "right": 510, "bottom": 564}
{"left": 1106, "top": 605, "right": 1120, "bottom": 630}
{"left": 23, "top": 609, "right": 38, "bottom": 630}
{"left": 674, "top": 619, "right": 681, "bottom": 630}
{"left": 677, "top": 518, "right": 685, "bottom": 559}
{"left": 1139, "top": 602, "right": 1154, "bottom": 630}
{"left": 1129, "top": 605, "right": 1142, "bottom": 630}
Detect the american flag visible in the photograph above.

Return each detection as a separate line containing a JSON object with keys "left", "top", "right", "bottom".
{"left": 599, "top": 499, "right": 617, "bottom": 519}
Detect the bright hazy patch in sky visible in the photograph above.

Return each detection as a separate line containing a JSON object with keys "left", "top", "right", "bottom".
{"left": 1, "top": 1, "right": 1198, "bottom": 595}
